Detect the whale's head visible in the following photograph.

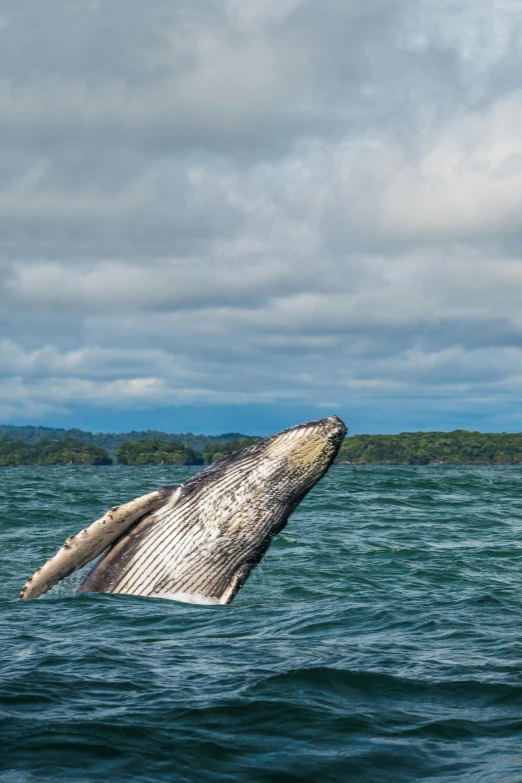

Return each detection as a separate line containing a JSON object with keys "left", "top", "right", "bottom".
{"left": 200, "top": 415, "right": 347, "bottom": 532}
{"left": 253, "top": 413, "right": 346, "bottom": 493}
{"left": 268, "top": 413, "right": 346, "bottom": 472}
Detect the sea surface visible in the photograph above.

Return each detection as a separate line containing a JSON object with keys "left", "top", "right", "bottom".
{"left": 1, "top": 465, "right": 522, "bottom": 782}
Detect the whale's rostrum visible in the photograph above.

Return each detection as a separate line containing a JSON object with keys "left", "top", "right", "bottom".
{"left": 19, "top": 416, "right": 346, "bottom": 604}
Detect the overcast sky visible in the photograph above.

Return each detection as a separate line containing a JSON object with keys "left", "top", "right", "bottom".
{"left": 1, "top": 0, "right": 521, "bottom": 435}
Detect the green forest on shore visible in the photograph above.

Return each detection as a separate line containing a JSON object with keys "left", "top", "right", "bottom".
{"left": 116, "top": 440, "right": 203, "bottom": 466}
{"left": 337, "top": 431, "right": 522, "bottom": 465}
{"left": 0, "top": 424, "right": 252, "bottom": 458}
{"left": 0, "top": 438, "right": 112, "bottom": 466}
{"left": 0, "top": 436, "right": 260, "bottom": 466}
{"left": 2, "top": 427, "right": 522, "bottom": 466}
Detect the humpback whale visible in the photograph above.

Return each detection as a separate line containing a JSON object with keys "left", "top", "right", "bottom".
{"left": 19, "top": 416, "right": 346, "bottom": 604}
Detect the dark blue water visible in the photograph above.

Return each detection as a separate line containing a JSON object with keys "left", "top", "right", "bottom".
{"left": 2, "top": 465, "right": 522, "bottom": 782}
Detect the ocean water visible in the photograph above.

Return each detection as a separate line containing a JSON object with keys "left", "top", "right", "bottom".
{"left": 1, "top": 465, "right": 522, "bottom": 783}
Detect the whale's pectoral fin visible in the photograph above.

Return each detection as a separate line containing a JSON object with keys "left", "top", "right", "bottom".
{"left": 19, "top": 486, "right": 178, "bottom": 600}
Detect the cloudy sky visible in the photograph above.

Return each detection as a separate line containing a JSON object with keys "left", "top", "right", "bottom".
{"left": 1, "top": 0, "right": 521, "bottom": 435}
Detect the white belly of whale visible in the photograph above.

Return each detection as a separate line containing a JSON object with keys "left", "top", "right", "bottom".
{"left": 151, "top": 591, "right": 222, "bottom": 605}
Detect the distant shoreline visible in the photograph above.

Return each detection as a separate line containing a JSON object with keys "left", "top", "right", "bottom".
{"left": 336, "top": 431, "right": 522, "bottom": 466}
{"left": 336, "top": 461, "right": 522, "bottom": 466}
{"left": 0, "top": 424, "right": 259, "bottom": 461}
{"left": 3, "top": 460, "right": 521, "bottom": 467}
{"left": 0, "top": 435, "right": 259, "bottom": 467}
{"left": 3, "top": 426, "right": 522, "bottom": 467}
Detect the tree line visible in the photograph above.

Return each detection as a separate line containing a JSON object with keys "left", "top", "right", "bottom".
{"left": 0, "top": 438, "right": 112, "bottom": 466}
{"left": 0, "top": 436, "right": 261, "bottom": 466}
{"left": 0, "top": 424, "right": 256, "bottom": 458}
{"left": 3, "top": 430, "right": 522, "bottom": 466}
{"left": 337, "top": 431, "right": 522, "bottom": 465}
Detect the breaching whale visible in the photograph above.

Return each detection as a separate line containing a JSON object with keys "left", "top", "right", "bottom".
{"left": 19, "top": 416, "right": 346, "bottom": 604}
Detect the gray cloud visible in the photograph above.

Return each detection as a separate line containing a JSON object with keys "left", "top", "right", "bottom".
{"left": 1, "top": 0, "right": 522, "bottom": 427}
